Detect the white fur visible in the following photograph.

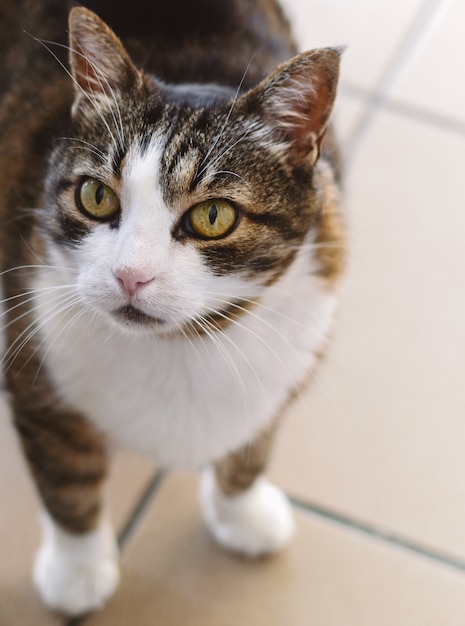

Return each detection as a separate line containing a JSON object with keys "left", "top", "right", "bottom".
{"left": 200, "top": 467, "right": 295, "bottom": 556}
{"left": 32, "top": 139, "right": 338, "bottom": 468}
{"left": 33, "top": 255, "right": 336, "bottom": 467}
{"left": 34, "top": 512, "right": 119, "bottom": 616}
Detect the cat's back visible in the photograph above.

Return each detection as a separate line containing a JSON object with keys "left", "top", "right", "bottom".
{"left": 80, "top": 0, "right": 296, "bottom": 86}
{"left": 1, "top": 0, "right": 295, "bottom": 90}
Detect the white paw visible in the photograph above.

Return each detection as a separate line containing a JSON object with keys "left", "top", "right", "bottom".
{"left": 200, "top": 467, "right": 295, "bottom": 557}
{"left": 33, "top": 513, "right": 120, "bottom": 616}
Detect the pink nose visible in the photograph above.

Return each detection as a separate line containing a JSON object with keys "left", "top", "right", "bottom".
{"left": 114, "top": 268, "right": 155, "bottom": 298}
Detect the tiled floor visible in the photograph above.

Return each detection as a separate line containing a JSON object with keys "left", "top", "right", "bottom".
{"left": 2, "top": 0, "right": 465, "bottom": 623}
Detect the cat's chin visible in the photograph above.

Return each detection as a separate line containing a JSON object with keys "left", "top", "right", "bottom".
{"left": 108, "top": 305, "right": 176, "bottom": 337}
{"left": 113, "top": 304, "right": 166, "bottom": 327}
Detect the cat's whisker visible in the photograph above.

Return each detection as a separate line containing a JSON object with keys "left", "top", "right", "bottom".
{"left": 291, "top": 240, "right": 348, "bottom": 252}
{"left": 200, "top": 169, "right": 253, "bottom": 193}
{"left": 62, "top": 146, "right": 116, "bottom": 172}
{"left": 238, "top": 297, "right": 333, "bottom": 356}
{"left": 67, "top": 36, "right": 126, "bottom": 152}
{"left": 1, "top": 291, "right": 79, "bottom": 373}
{"left": 207, "top": 292, "right": 309, "bottom": 335}
{"left": 27, "top": 35, "right": 122, "bottom": 156}
{"left": 33, "top": 297, "right": 92, "bottom": 382}
{"left": 203, "top": 289, "right": 332, "bottom": 341}
{"left": 0, "top": 264, "right": 78, "bottom": 278}
{"left": 204, "top": 296, "right": 345, "bottom": 416}
{"left": 0, "top": 296, "right": 75, "bottom": 348}
{"left": 203, "top": 303, "right": 305, "bottom": 401}
{"left": 0, "top": 284, "right": 77, "bottom": 318}
{"left": 177, "top": 324, "right": 205, "bottom": 365}
{"left": 197, "top": 126, "right": 253, "bottom": 180}
{"left": 6, "top": 295, "right": 83, "bottom": 374}
{"left": 204, "top": 309, "right": 266, "bottom": 399}
{"left": 18, "top": 234, "right": 46, "bottom": 269}
{"left": 194, "top": 315, "right": 252, "bottom": 421}
{"left": 59, "top": 137, "right": 110, "bottom": 166}
{"left": 1, "top": 288, "right": 77, "bottom": 349}
{"left": 67, "top": 39, "right": 125, "bottom": 153}
{"left": 7, "top": 302, "right": 75, "bottom": 377}
{"left": 196, "top": 53, "right": 256, "bottom": 178}
{"left": 98, "top": 321, "right": 120, "bottom": 348}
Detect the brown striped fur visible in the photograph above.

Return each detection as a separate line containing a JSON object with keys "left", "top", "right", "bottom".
{"left": 215, "top": 422, "right": 279, "bottom": 496}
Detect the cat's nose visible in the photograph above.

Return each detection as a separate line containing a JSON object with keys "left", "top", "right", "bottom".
{"left": 113, "top": 268, "right": 155, "bottom": 298}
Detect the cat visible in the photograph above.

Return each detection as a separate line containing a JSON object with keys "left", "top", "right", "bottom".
{"left": 0, "top": 0, "right": 345, "bottom": 616}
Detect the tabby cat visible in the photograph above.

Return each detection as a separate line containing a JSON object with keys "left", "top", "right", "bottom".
{"left": 0, "top": 0, "right": 344, "bottom": 616}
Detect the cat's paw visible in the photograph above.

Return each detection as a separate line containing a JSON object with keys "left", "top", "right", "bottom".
{"left": 33, "top": 513, "right": 120, "bottom": 616}
{"left": 200, "top": 467, "right": 295, "bottom": 557}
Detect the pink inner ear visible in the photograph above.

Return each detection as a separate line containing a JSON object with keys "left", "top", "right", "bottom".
{"left": 279, "top": 77, "right": 333, "bottom": 153}
{"left": 263, "top": 50, "right": 340, "bottom": 157}
{"left": 69, "top": 7, "right": 140, "bottom": 98}
{"left": 72, "top": 40, "right": 105, "bottom": 95}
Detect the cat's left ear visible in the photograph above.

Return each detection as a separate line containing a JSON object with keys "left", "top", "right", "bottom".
{"left": 68, "top": 7, "right": 142, "bottom": 108}
{"left": 242, "top": 48, "right": 341, "bottom": 163}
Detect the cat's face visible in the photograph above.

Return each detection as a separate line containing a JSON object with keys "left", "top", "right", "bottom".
{"left": 41, "top": 8, "right": 340, "bottom": 337}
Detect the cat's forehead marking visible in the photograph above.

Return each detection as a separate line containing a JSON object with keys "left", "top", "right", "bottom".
{"left": 168, "top": 150, "right": 200, "bottom": 197}
{"left": 121, "top": 136, "right": 172, "bottom": 222}
{"left": 114, "top": 137, "right": 175, "bottom": 271}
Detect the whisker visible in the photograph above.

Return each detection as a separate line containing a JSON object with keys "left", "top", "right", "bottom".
{"left": 203, "top": 304, "right": 301, "bottom": 399}
{"left": 203, "top": 289, "right": 332, "bottom": 341}
{"left": 1, "top": 291, "right": 78, "bottom": 373}
{"left": 25, "top": 34, "right": 121, "bottom": 155}
{"left": 0, "top": 284, "right": 77, "bottom": 319}
{"left": 197, "top": 127, "right": 254, "bottom": 180}
{"left": 200, "top": 310, "right": 265, "bottom": 400}
{"left": 200, "top": 169, "right": 253, "bottom": 193}
{"left": 177, "top": 324, "right": 205, "bottom": 365}
{"left": 68, "top": 34, "right": 126, "bottom": 151}
{"left": 59, "top": 137, "right": 108, "bottom": 163}
{"left": 33, "top": 297, "right": 91, "bottom": 382}
{"left": 194, "top": 315, "right": 251, "bottom": 421}
{"left": 0, "top": 264, "right": 78, "bottom": 278}
{"left": 196, "top": 53, "right": 256, "bottom": 178}
{"left": 201, "top": 292, "right": 345, "bottom": 420}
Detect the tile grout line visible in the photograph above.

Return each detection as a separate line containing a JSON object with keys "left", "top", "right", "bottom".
{"left": 289, "top": 494, "right": 465, "bottom": 575}
{"left": 117, "top": 468, "right": 169, "bottom": 550}
{"left": 344, "top": 0, "right": 448, "bottom": 159}
{"left": 60, "top": 471, "right": 465, "bottom": 626}
{"left": 340, "top": 82, "right": 465, "bottom": 138}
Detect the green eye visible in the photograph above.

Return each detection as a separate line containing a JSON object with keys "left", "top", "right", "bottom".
{"left": 187, "top": 200, "right": 238, "bottom": 239}
{"left": 77, "top": 178, "right": 120, "bottom": 221}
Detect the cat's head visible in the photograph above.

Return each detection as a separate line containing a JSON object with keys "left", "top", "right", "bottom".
{"left": 42, "top": 7, "right": 340, "bottom": 337}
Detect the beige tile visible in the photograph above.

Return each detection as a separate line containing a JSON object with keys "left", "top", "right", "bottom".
{"left": 85, "top": 472, "right": 465, "bottom": 626}
{"left": 0, "top": 393, "right": 155, "bottom": 624}
{"left": 106, "top": 452, "right": 156, "bottom": 536}
{"left": 281, "top": 0, "right": 424, "bottom": 90}
{"left": 270, "top": 111, "right": 465, "bottom": 559}
{"left": 389, "top": 0, "right": 465, "bottom": 124}
{"left": 333, "top": 93, "right": 366, "bottom": 148}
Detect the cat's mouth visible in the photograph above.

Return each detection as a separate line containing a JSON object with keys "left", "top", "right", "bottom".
{"left": 113, "top": 305, "right": 166, "bottom": 327}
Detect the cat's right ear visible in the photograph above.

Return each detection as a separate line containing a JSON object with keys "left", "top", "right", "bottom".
{"left": 68, "top": 7, "right": 142, "bottom": 110}
{"left": 239, "top": 48, "right": 341, "bottom": 165}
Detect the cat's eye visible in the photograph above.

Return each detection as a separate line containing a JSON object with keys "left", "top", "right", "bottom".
{"left": 77, "top": 178, "right": 120, "bottom": 221}
{"left": 186, "top": 200, "right": 238, "bottom": 239}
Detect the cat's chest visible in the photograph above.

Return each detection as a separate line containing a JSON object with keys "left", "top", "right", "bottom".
{"left": 32, "top": 266, "right": 336, "bottom": 467}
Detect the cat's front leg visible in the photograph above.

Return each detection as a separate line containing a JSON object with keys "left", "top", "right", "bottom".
{"left": 200, "top": 426, "right": 295, "bottom": 557}
{"left": 13, "top": 407, "right": 119, "bottom": 616}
